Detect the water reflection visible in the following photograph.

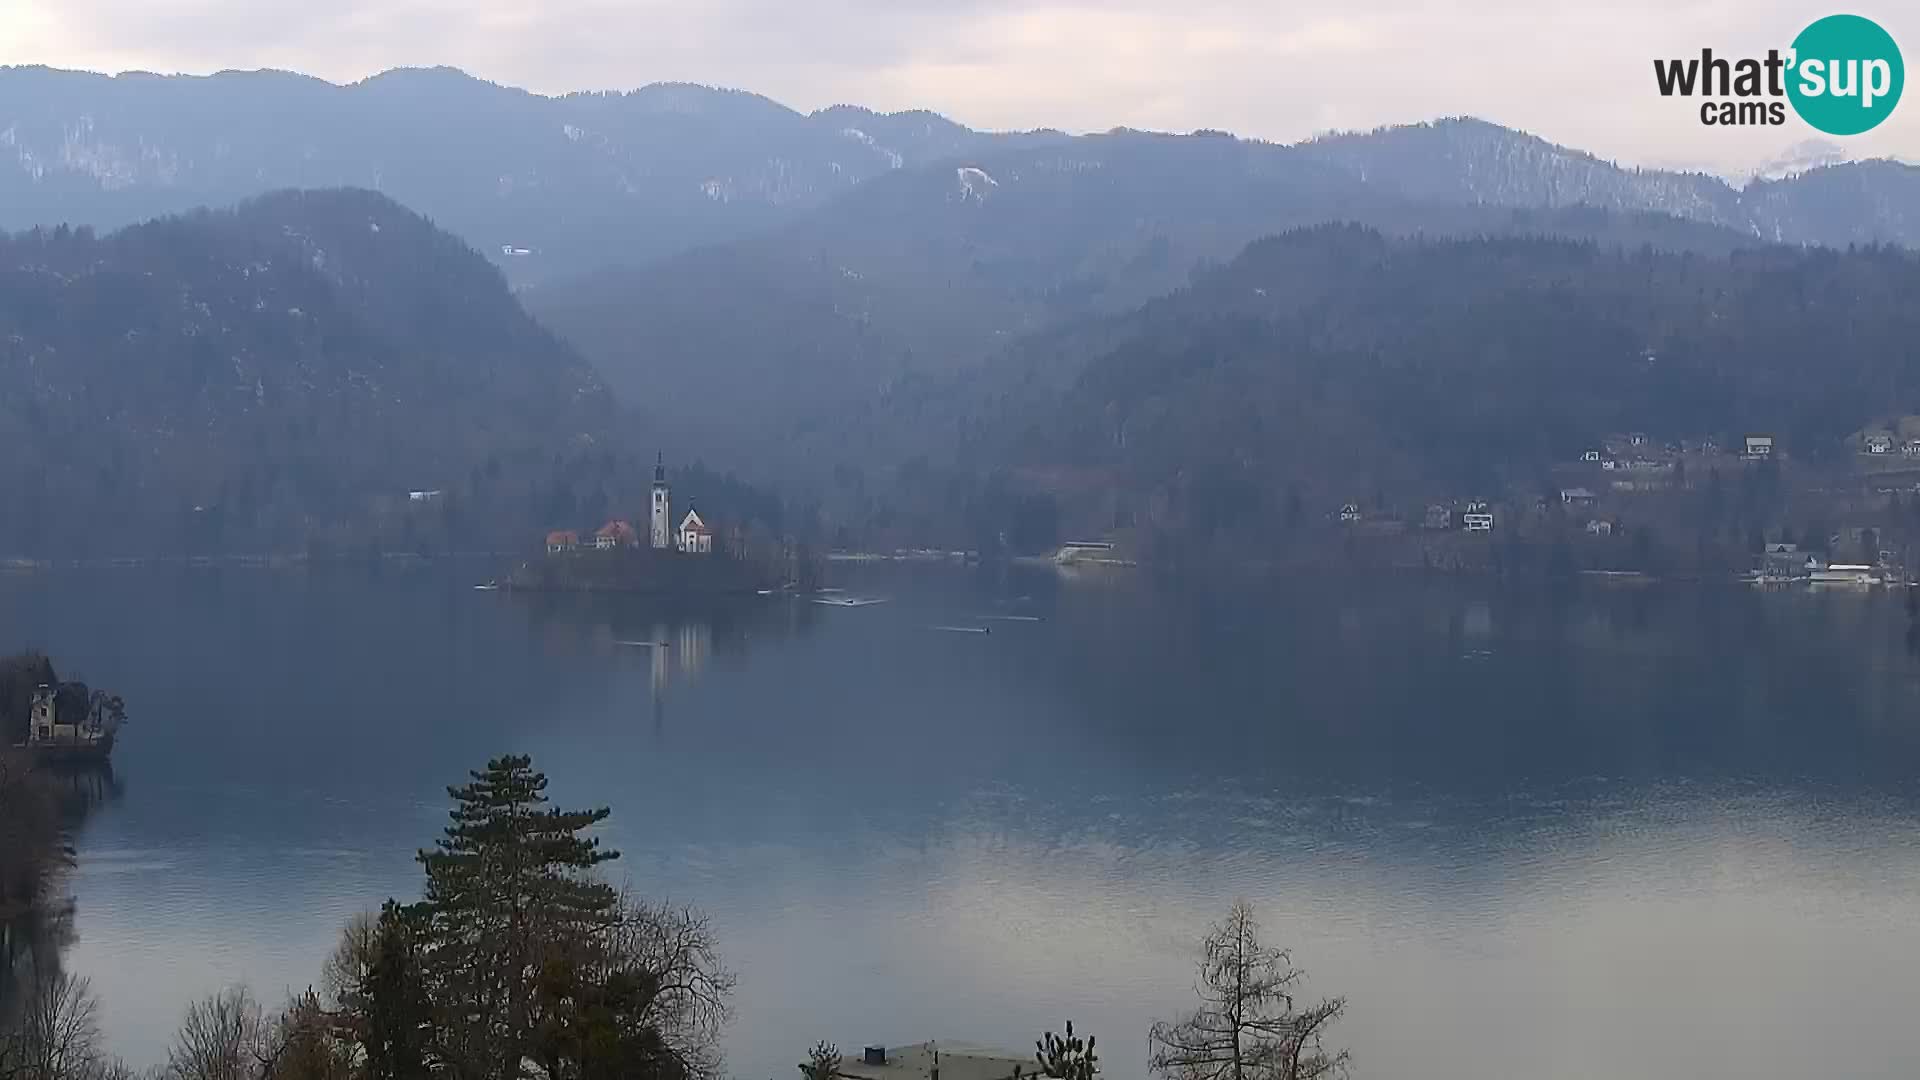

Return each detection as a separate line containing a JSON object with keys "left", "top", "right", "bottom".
{"left": 0, "top": 764, "right": 122, "bottom": 1052}
{"left": 3, "top": 568, "right": 1920, "bottom": 1079}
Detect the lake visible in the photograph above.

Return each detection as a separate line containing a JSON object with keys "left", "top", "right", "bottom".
{"left": 5, "top": 564, "right": 1920, "bottom": 1080}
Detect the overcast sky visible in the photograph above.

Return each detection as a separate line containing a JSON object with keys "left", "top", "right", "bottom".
{"left": 6, "top": 0, "right": 1918, "bottom": 174}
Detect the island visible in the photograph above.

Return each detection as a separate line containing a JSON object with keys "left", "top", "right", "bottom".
{"left": 508, "top": 455, "right": 819, "bottom": 594}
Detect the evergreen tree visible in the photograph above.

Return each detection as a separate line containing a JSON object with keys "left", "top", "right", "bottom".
{"left": 339, "top": 902, "right": 433, "bottom": 1080}
{"left": 1033, "top": 1022, "right": 1098, "bottom": 1080}
{"left": 409, "top": 755, "right": 620, "bottom": 1079}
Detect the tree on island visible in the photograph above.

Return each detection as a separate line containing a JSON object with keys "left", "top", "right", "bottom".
{"left": 1148, "top": 900, "right": 1348, "bottom": 1080}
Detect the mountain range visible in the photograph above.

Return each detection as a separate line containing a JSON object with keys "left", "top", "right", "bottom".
{"left": 6, "top": 67, "right": 1920, "bottom": 282}
{"left": 0, "top": 65, "right": 1064, "bottom": 284}
{"left": 6, "top": 65, "right": 1920, "bottom": 553}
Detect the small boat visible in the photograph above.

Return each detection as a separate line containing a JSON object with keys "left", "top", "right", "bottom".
{"left": 615, "top": 639, "right": 670, "bottom": 648}
{"left": 811, "top": 596, "right": 889, "bottom": 607}
{"left": 979, "top": 614, "right": 1042, "bottom": 622}
{"left": 931, "top": 625, "right": 990, "bottom": 634}
{"left": 473, "top": 581, "right": 501, "bottom": 591}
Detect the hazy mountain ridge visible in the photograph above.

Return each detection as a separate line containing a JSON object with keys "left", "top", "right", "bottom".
{"left": 7, "top": 69, "right": 1920, "bottom": 290}
{"left": 0, "top": 65, "right": 1067, "bottom": 282}
{"left": 1298, "top": 118, "right": 1920, "bottom": 246}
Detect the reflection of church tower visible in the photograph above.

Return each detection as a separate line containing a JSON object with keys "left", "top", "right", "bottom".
{"left": 650, "top": 453, "right": 670, "bottom": 550}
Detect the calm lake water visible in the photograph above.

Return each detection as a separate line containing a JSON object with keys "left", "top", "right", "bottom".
{"left": 5, "top": 564, "right": 1920, "bottom": 1079}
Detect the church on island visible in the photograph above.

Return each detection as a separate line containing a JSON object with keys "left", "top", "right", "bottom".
{"left": 544, "top": 455, "right": 716, "bottom": 556}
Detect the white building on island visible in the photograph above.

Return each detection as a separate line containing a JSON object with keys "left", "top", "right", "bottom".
{"left": 650, "top": 453, "right": 671, "bottom": 550}
{"left": 677, "top": 508, "right": 712, "bottom": 554}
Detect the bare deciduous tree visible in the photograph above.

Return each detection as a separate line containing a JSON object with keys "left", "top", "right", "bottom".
{"left": 595, "top": 892, "right": 736, "bottom": 1080}
{"left": 258, "top": 990, "right": 354, "bottom": 1080}
{"left": 0, "top": 970, "right": 105, "bottom": 1080}
{"left": 164, "top": 987, "right": 267, "bottom": 1080}
{"left": 319, "top": 913, "right": 377, "bottom": 1015}
{"left": 1148, "top": 900, "right": 1348, "bottom": 1080}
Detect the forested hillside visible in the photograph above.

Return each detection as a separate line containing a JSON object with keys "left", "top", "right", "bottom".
{"left": 0, "top": 188, "right": 616, "bottom": 556}
{"left": 979, "top": 226, "right": 1920, "bottom": 549}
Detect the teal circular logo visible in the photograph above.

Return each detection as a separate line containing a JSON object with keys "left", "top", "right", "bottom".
{"left": 1787, "top": 14, "right": 1903, "bottom": 135}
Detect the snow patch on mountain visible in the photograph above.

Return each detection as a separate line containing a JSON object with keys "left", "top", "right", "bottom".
{"left": 840, "top": 127, "right": 903, "bottom": 169}
{"left": 1751, "top": 138, "right": 1849, "bottom": 181}
{"left": 955, "top": 165, "right": 998, "bottom": 201}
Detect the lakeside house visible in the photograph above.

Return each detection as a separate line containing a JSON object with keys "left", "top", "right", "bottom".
{"left": 1560, "top": 487, "right": 1597, "bottom": 507}
{"left": 1586, "top": 519, "right": 1613, "bottom": 536}
{"left": 1462, "top": 501, "right": 1494, "bottom": 532}
{"left": 802, "top": 1044, "right": 1029, "bottom": 1080}
{"left": 1745, "top": 435, "right": 1775, "bottom": 459}
{"left": 24, "top": 684, "right": 117, "bottom": 761}
{"left": 1865, "top": 432, "right": 1895, "bottom": 455}
{"left": 1338, "top": 502, "right": 1362, "bottom": 522}
{"left": 1762, "top": 542, "right": 1802, "bottom": 580}
{"left": 1424, "top": 504, "right": 1453, "bottom": 530}
{"left": 545, "top": 530, "right": 579, "bottom": 554}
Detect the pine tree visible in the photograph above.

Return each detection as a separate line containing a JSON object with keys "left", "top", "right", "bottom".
{"left": 409, "top": 755, "right": 620, "bottom": 1079}
{"left": 1033, "top": 1022, "right": 1097, "bottom": 1080}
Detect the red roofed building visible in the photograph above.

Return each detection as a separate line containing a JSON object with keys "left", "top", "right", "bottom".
{"left": 594, "top": 520, "right": 639, "bottom": 550}
{"left": 545, "top": 529, "right": 579, "bottom": 554}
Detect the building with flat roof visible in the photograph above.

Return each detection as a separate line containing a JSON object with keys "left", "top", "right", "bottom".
{"left": 802, "top": 1043, "right": 1029, "bottom": 1080}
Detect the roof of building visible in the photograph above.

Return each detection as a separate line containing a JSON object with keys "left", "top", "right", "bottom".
{"left": 805, "top": 1043, "right": 1029, "bottom": 1080}
{"left": 545, "top": 530, "right": 578, "bottom": 544}
{"left": 596, "top": 520, "right": 637, "bottom": 539}
{"left": 679, "top": 509, "right": 710, "bottom": 534}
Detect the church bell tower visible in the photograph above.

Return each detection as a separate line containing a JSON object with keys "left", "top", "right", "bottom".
{"left": 650, "top": 453, "right": 670, "bottom": 549}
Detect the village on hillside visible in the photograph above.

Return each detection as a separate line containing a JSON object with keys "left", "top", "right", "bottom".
{"left": 1305, "top": 424, "right": 1920, "bottom": 584}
